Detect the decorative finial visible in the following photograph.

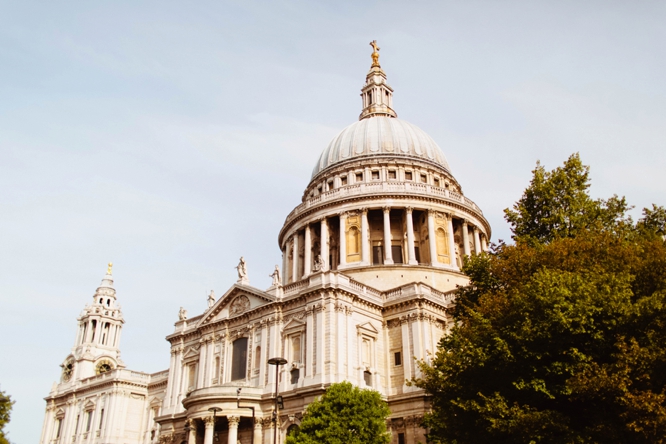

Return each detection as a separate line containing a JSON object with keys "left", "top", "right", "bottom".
{"left": 107, "top": 262, "right": 113, "bottom": 274}
{"left": 370, "top": 40, "right": 380, "bottom": 67}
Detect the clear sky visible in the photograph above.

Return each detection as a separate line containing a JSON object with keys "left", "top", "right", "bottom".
{"left": 1, "top": 1, "right": 665, "bottom": 442}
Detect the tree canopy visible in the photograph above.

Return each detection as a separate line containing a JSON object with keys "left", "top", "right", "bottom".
{"left": 286, "top": 381, "right": 391, "bottom": 444}
{"left": 416, "top": 154, "right": 666, "bottom": 443}
{"left": 0, "top": 390, "right": 14, "bottom": 444}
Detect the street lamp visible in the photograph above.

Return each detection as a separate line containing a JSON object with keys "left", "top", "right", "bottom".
{"left": 237, "top": 388, "right": 255, "bottom": 444}
{"left": 268, "top": 357, "right": 287, "bottom": 444}
{"left": 207, "top": 407, "right": 222, "bottom": 443}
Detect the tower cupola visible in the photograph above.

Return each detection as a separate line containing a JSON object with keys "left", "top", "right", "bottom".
{"left": 62, "top": 263, "right": 126, "bottom": 382}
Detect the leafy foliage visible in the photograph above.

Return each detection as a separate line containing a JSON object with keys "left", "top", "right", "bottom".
{"left": 286, "top": 381, "right": 391, "bottom": 444}
{"left": 504, "top": 153, "right": 632, "bottom": 244}
{"left": 0, "top": 390, "right": 14, "bottom": 444}
{"left": 416, "top": 155, "right": 666, "bottom": 443}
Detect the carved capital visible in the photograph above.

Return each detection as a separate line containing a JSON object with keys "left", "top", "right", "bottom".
{"left": 360, "top": 207, "right": 368, "bottom": 215}
{"left": 204, "top": 416, "right": 215, "bottom": 427}
{"left": 405, "top": 206, "right": 413, "bottom": 214}
{"left": 228, "top": 416, "right": 240, "bottom": 427}
{"left": 383, "top": 206, "right": 391, "bottom": 214}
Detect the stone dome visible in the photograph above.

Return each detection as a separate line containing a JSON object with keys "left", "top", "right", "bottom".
{"left": 311, "top": 116, "right": 451, "bottom": 178}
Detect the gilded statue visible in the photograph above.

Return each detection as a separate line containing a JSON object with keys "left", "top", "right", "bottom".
{"left": 370, "top": 40, "right": 380, "bottom": 67}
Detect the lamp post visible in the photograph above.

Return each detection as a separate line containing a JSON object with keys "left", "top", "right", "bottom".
{"left": 207, "top": 407, "right": 222, "bottom": 443}
{"left": 268, "top": 357, "right": 287, "bottom": 444}
{"left": 236, "top": 388, "right": 255, "bottom": 444}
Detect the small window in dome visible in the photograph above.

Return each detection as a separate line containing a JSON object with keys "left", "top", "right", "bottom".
{"left": 434, "top": 177, "right": 440, "bottom": 187}
{"left": 405, "top": 171, "right": 413, "bottom": 181}
{"left": 356, "top": 172, "right": 363, "bottom": 182}
{"left": 372, "top": 171, "right": 380, "bottom": 180}
{"left": 340, "top": 176, "right": 347, "bottom": 186}
{"left": 327, "top": 180, "right": 334, "bottom": 190}
{"left": 388, "top": 170, "right": 396, "bottom": 180}
{"left": 421, "top": 173, "right": 427, "bottom": 183}
{"left": 317, "top": 185, "right": 322, "bottom": 194}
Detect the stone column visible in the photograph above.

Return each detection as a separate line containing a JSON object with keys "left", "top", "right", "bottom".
{"left": 203, "top": 416, "right": 215, "bottom": 444}
{"left": 197, "top": 340, "right": 206, "bottom": 389}
{"left": 292, "top": 233, "right": 299, "bottom": 282}
{"left": 254, "top": 419, "right": 263, "bottom": 444}
{"left": 360, "top": 208, "right": 370, "bottom": 265}
{"left": 205, "top": 337, "right": 214, "bottom": 386}
{"left": 383, "top": 207, "right": 394, "bottom": 264}
{"left": 303, "top": 224, "right": 312, "bottom": 277}
{"left": 473, "top": 227, "right": 482, "bottom": 254}
{"left": 405, "top": 207, "right": 418, "bottom": 265}
{"left": 187, "top": 420, "right": 197, "bottom": 444}
{"left": 447, "top": 215, "right": 457, "bottom": 269}
{"left": 427, "top": 210, "right": 438, "bottom": 266}
{"left": 227, "top": 416, "right": 240, "bottom": 444}
{"left": 481, "top": 234, "right": 488, "bottom": 252}
{"left": 462, "top": 220, "right": 471, "bottom": 257}
{"left": 339, "top": 212, "right": 347, "bottom": 268}
{"left": 281, "top": 248, "right": 287, "bottom": 285}
{"left": 401, "top": 318, "right": 412, "bottom": 384}
{"left": 320, "top": 218, "right": 329, "bottom": 271}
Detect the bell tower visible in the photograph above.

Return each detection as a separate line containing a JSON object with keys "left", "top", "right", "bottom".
{"left": 61, "top": 263, "right": 126, "bottom": 383}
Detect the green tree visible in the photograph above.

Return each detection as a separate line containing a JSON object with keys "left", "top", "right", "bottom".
{"left": 416, "top": 155, "right": 666, "bottom": 443}
{"left": 0, "top": 390, "right": 14, "bottom": 444}
{"left": 504, "top": 153, "right": 632, "bottom": 244}
{"left": 286, "top": 381, "right": 391, "bottom": 444}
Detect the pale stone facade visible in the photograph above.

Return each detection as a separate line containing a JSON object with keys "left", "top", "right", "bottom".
{"left": 40, "top": 45, "right": 491, "bottom": 444}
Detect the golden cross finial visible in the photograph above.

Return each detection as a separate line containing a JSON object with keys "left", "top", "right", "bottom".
{"left": 370, "top": 40, "right": 380, "bottom": 67}
{"left": 107, "top": 262, "right": 113, "bottom": 274}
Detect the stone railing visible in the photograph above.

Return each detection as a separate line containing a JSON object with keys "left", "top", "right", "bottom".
{"left": 282, "top": 272, "right": 456, "bottom": 307}
{"left": 285, "top": 181, "right": 482, "bottom": 224}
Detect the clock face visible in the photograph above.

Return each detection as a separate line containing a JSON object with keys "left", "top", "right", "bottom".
{"left": 95, "top": 360, "right": 114, "bottom": 375}
{"left": 62, "top": 361, "right": 74, "bottom": 382}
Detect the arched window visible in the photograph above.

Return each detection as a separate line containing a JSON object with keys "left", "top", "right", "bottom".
{"left": 231, "top": 338, "right": 248, "bottom": 381}
{"left": 287, "top": 424, "right": 300, "bottom": 438}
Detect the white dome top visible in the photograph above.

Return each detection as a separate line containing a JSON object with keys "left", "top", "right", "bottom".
{"left": 312, "top": 117, "right": 451, "bottom": 178}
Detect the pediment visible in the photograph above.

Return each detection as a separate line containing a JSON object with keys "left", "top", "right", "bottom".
{"left": 198, "top": 284, "right": 276, "bottom": 326}
{"left": 283, "top": 317, "right": 305, "bottom": 333}
{"left": 183, "top": 346, "right": 200, "bottom": 359}
{"left": 357, "top": 322, "right": 379, "bottom": 336}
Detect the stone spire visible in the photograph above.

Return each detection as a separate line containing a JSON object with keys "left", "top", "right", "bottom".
{"left": 359, "top": 40, "right": 397, "bottom": 120}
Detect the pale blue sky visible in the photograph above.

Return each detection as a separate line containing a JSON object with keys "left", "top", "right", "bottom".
{"left": 1, "top": 1, "right": 665, "bottom": 442}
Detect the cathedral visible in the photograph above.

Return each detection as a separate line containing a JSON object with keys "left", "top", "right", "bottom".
{"left": 40, "top": 43, "right": 491, "bottom": 444}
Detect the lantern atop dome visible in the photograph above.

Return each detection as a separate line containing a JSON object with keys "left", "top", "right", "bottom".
{"left": 359, "top": 40, "right": 397, "bottom": 120}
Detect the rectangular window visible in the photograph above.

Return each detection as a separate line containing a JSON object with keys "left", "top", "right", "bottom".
{"left": 434, "top": 177, "right": 440, "bottom": 187}
{"left": 388, "top": 170, "right": 396, "bottom": 180}
{"left": 398, "top": 433, "right": 405, "bottom": 444}
{"left": 364, "top": 370, "right": 372, "bottom": 386}
{"left": 75, "top": 415, "right": 80, "bottom": 434}
{"left": 98, "top": 409, "right": 104, "bottom": 430}
{"left": 86, "top": 411, "right": 93, "bottom": 432}
{"left": 372, "top": 246, "right": 383, "bottom": 265}
{"left": 327, "top": 180, "right": 334, "bottom": 190}
{"left": 187, "top": 363, "right": 197, "bottom": 390}
{"left": 55, "top": 419, "right": 63, "bottom": 438}
{"left": 231, "top": 337, "right": 248, "bottom": 381}
{"left": 371, "top": 170, "right": 380, "bottom": 180}
{"left": 404, "top": 171, "right": 413, "bottom": 181}
{"left": 394, "top": 351, "right": 402, "bottom": 366}
{"left": 414, "top": 246, "right": 420, "bottom": 264}
{"left": 421, "top": 173, "right": 427, "bottom": 183}
{"left": 392, "top": 245, "right": 404, "bottom": 264}
{"left": 355, "top": 172, "right": 363, "bottom": 182}
{"left": 340, "top": 176, "right": 348, "bottom": 186}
